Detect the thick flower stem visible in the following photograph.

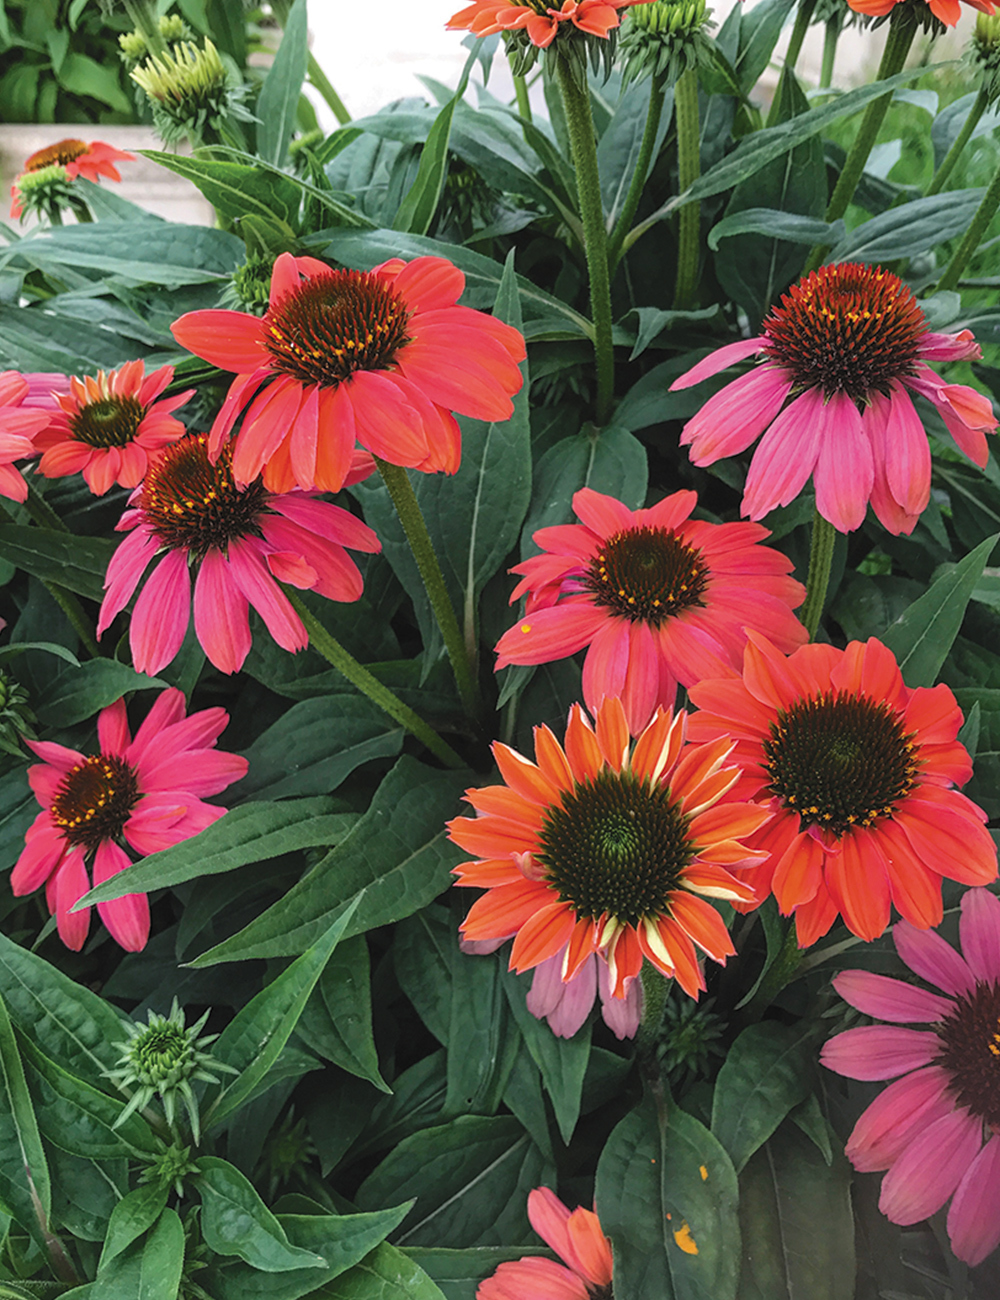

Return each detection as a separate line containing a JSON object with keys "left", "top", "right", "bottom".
{"left": 608, "top": 74, "right": 666, "bottom": 272}
{"left": 936, "top": 158, "right": 1000, "bottom": 293}
{"left": 556, "top": 54, "right": 615, "bottom": 425}
{"left": 636, "top": 961, "right": 670, "bottom": 1060}
{"left": 20, "top": 483, "right": 100, "bottom": 659}
{"left": 512, "top": 71, "right": 532, "bottom": 122}
{"left": 672, "top": 67, "right": 702, "bottom": 310}
{"left": 376, "top": 459, "right": 481, "bottom": 721}
{"left": 804, "top": 11, "right": 917, "bottom": 272}
{"left": 927, "top": 87, "right": 989, "bottom": 198}
{"left": 820, "top": 17, "right": 839, "bottom": 88}
{"left": 801, "top": 510, "right": 837, "bottom": 640}
{"left": 284, "top": 590, "right": 465, "bottom": 770}
{"left": 784, "top": 0, "right": 818, "bottom": 79}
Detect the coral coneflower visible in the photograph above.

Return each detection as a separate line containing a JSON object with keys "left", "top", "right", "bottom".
{"left": 848, "top": 0, "right": 994, "bottom": 27}
{"left": 34, "top": 361, "right": 194, "bottom": 495}
{"left": 687, "top": 635, "right": 997, "bottom": 946}
{"left": 10, "top": 138, "right": 135, "bottom": 218}
{"left": 0, "top": 371, "right": 52, "bottom": 501}
{"left": 448, "top": 696, "right": 769, "bottom": 1001}
{"left": 12, "top": 689, "right": 247, "bottom": 952}
{"left": 478, "top": 1186, "right": 614, "bottom": 1298}
{"left": 494, "top": 487, "right": 807, "bottom": 733}
{"left": 822, "top": 889, "right": 1000, "bottom": 1266}
{"left": 670, "top": 263, "right": 997, "bottom": 533}
{"left": 449, "top": 0, "right": 647, "bottom": 47}
{"left": 97, "top": 432, "right": 380, "bottom": 676}
{"left": 170, "top": 252, "right": 526, "bottom": 496}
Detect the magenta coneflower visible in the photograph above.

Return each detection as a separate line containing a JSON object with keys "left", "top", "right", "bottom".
{"left": 670, "top": 263, "right": 998, "bottom": 534}
{"left": 12, "top": 688, "right": 247, "bottom": 952}
{"left": 97, "top": 432, "right": 381, "bottom": 676}
{"left": 34, "top": 360, "right": 193, "bottom": 495}
{"left": 170, "top": 252, "right": 526, "bottom": 495}
{"left": 822, "top": 888, "right": 1000, "bottom": 1266}
{"left": 477, "top": 1186, "right": 613, "bottom": 1299}
{"left": 495, "top": 486, "right": 807, "bottom": 733}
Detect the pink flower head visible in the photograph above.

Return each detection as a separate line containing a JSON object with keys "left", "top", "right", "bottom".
{"left": 822, "top": 888, "right": 1000, "bottom": 1266}
{"left": 495, "top": 486, "right": 807, "bottom": 733}
{"left": 670, "top": 263, "right": 998, "bottom": 534}
{"left": 477, "top": 1186, "right": 613, "bottom": 1299}
{"left": 34, "top": 361, "right": 194, "bottom": 495}
{"left": 0, "top": 371, "right": 54, "bottom": 502}
{"left": 170, "top": 252, "right": 526, "bottom": 496}
{"left": 12, "top": 688, "right": 247, "bottom": 952}
{"left": 10, "top": 138, "right": 136, "bottom": 218}
{"left": 97, "top": 431, "right": 381, "bottom": 677}
{"left": 448, "top": 0, "right": 650, "bottom": 48}
{"left": 688, "top": 634, "right": 997, "bottom": 947}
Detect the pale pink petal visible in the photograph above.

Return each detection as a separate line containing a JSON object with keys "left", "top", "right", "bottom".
{"left": 527, "top": 952, "right": 596, "bottom": 1038}
{"left": 680, "top": 366, "right": 793, "bottom": 466}
{"left": 598, "top": 960, "right": 641, "bottom": 1040}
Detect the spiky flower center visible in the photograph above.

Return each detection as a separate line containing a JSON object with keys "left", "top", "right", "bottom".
{"left": 69, "top": 396, "right": 144, "bottom": 448}
{"left": 762, "top": 263, "right": 926, "bottom": 404}
{"left": 51, "top": 753, "right": 140, "bottom": 851}
{"left": 538, "top": 770, "right": 694, "bottom": 928}
{"left": 263, "top": 270, "right": 411, "bottom": 389}
{"left": 935, "top": 983, "right": 1000, "bottom": 1130}
{"left": 763, "top": 692, "right": 918, "bottom": 836}
{"left": 25, "top": 139, "right": 88, "bottom": 172}
{"left": 140, "top": 432, "right": 269, "bottom": 558}
{"left": 583, "top": 526, "right": 709, "bottom": 625}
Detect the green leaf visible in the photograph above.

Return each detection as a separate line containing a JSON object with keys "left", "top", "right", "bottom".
{"left": 829, "top": 189, "right": 985, "bottom": 263}
{"left": 737, "top": 1123, "right": 854, "bottom": 1300}
{"left": 882, "top": 533, "right": 999, "bottom": 687}
{"left": 58, "top": 51, "right": 132, "bottom": 113}
{"left": 98, "top": 1184, "right": 169, "bottom": 1271}
{"left": 403, "top": 1247, "right": 537, "bottom": 1300}
{"left": 444, "top": 947, "right": 519, "bottom": 1120}
{"left": 90, "top": 1208, "right": 185, "bottom": 1300}
{"left": 0, "top": 640, "right": 79, "bottom": 668}
{"left": 315, "top": 1241, "right": 447, "bottom": 1299}
{"left": 136, "top": 154, "right": 302, "bottom": 228}
{"left": 709, "top": 210, "right": 843, "bottom": 252}
{"left": 80, "top": 798, "right": 356, "bottom": 906}
{"left": 735, "top": 0, "right": 796, "bottom": 91}
{"left": 297, "top": 935, "right": 390, "bottom": 1093}
{"left": 356, "top": 1116, "right": 547, "bottom": 1249}
{"left": 0, "top": 526, "right": 115, "bottom": 603}
{"left": 596, "top": 1096, "right": 741, "bottom": 1300}
{"left": 197, "top": 1157, "right": 326, "bottom": 1272}
{"left": 190, "top": 759, "right": 468, "bottom": 965}
{"left": 711, "top": 1022, "right": 815, "bottom": 1173}
{"left": 35, "top": 660, "right": 165, "bottom": 728}
{"left": 205, "top": 904, "right": 360, "bottom": 1130}
{"left": 257, "top": 0, "right": 309, "bottom": 168}
{"left": 599, "top": 80, "right": 673, "bottom": 226}
{"left": 393, "top": 82, "right": 461, "bottom": 234}
{"left": 0, "top": 992, "right": 49, "bottom": 1248}
{"left": 236, "top": 695, "right": 403, "bottom": 801}
{"left": 501, "top": 966, "right": 590, "bottom": 1147}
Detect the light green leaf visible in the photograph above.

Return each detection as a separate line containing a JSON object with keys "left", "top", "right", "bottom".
{"left": 98, "top": 1184, "right": 169, "bottom": 1271}
{"left": 257, "top": 0, "right": 309, "bottom": 168}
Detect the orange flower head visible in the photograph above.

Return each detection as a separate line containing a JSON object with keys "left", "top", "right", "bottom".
{"left": 848, "top": 0, "right": 994, "bottom": 29}
{"left": 170, "top": 252, "right": 526, "bottom": 495}
{"left": 448, "top": 696, "right": 770, "bottom": 1000}
{"left": 10, "top": 139, "right": 136, "bottom": 218}
{"left": 687, "top": 634, "right": 998, "bottom": 947}
{"left": 478, "top": 1186, "right": 613, "bottom": 1298}
{"left": 448, "top": 0, "right": 648, "bottom": 48}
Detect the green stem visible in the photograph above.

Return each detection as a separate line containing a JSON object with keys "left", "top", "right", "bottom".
{"left": 738, "top": 922, "right": 803, "bottom": 1025}
{"left": 928, "top": 85, "right": 991, "bottom": 200}
{"left": 608, "top": 73, "right": 666, "bottom": 272}
{"left": 819, "top": 16, "right": 839, "bottom": 88}
{"left": 122, "top": 0, "right": 167, "bottom": 56}
{"left": 800, "top": 510, "right": 837, "bottom": 640}
{"left": 784, "top": 0, "right": 817, "bottom": 78}
{"left": 556, "top": 53, "right": 615, "bottom": 426}
{"left": 804, "top": 10, "right": 917, "bottom": 272}
{"left": 672, "top": 67, "right": 701, "bottom": 310}
{"left": 636, "top": 961, "right": 670, "bottom": 1061}
{"left": 936, "top": 159, "right": 1000, "bottom": 292}
{"left": 22, "top": 483, "right": 100, "bottom": 659}
{"left": 284, "top": 591, "right": 465, "bottom": 769}
{"left": 376, "top": 459, "right": 481, "bottom": 720}
{"left": 513, "top": 72, "right": 532, "bottom": 122}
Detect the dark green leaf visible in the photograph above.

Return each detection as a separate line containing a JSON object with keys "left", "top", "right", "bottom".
{"left": 403, "top": 1247, "right": 535, "bottom": 1300}
{"left": 709, "top": 210, "right": 842, "bottom": 252}
{"left": 298, "top": 935, "right": 389, "bottom": 1092}
{"left": 198, "top": 1157, "right": 326, "bottom": 1271}
{"left": 711, "top": 1022, "right": 814, "bottom": 1173}
{"left": 136, "top": 154, "right": 302, "bottom": 228}
{"left": 0, "top": 992, "right": 49, "bottom": 1247}
{"left": 0, "top": 526, "right": 116, "bottom": 603}
{"left": 90, "top": 1207, "right": 185, "bottom": 1300}
{"left": 98, "top": 1184, "right": 169, "bottom": 1271}
{"left": 35, "top": 660, "right": 166, "bottom": 728}
{"left": 829, "top": 189, "right": 985, "bottom": 263}
{"left": 315, "top": 1241, "right": 447, "bottom": 1299}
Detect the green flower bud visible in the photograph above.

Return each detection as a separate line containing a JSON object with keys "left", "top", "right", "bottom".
{"left": 655, "top": 992, "right": 725, "bottom": 1085}
{"left": 0, "top": 669, "right": 35, "bottom": 756}
{"left": 227, "top": 253, "right": 276, "bottom": 316}
{"left": 131, "top": 38, "right": 252, "bottom": 146}
{"left": 974, "top": 13, "right": 1000, "bottom": 106}
{"left": 138, "top": 1138, "right": 200, "bottom": 1198}
{"left": 619, "top": 0, "right": 716, "bottom": 86}
{"left": 11, "top": 165, "right": 90, "bottom": 226}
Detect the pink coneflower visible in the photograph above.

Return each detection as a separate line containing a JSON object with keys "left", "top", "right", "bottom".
{"left": 494, "top": 486, "right": 807, "bottom": 733}
{"left": 670, "top": 263, "right": 998, "bottom": 534}
{"left": 688, "top": 634, "right": 998, "bottom": 946}
{"left": 97, "top": 431, "right": 380, "bottom": 676}
{"left": 448, "top": 696, "right": 768, "bottom": 1001}
{"left": 448, "top": 0, "right": 649, "bottom": 48}
{"left": 33, "top": 361, "right": 194, "bottom": 495}
{"left": 10, "top": 138, "right": 136, "bottom": 218}
{"left": 477, "top": 1186, "right": 613, "bottom": 1299}
{"left": 0, "top": 371, "right": 54, "bottom": 501}
{"left": 170, "top": 252, "right": 526, "bottom": 496}
{"left": 822, "top": 889, "right": 1000, "bottom": 1266}
{"left": 12, "top": 688, "right": 247, "bottom": 952}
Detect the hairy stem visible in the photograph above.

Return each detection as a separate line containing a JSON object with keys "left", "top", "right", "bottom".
{"left": 800, "top": 510, "right": 838, "bottom": 639}
{"left": 672, "top": 67, "right": 702, "bottom": 309}
{"left": 820, "top": 16, "right": 839, "bottom": 88}
{"left": 609, "top": 73, "right": 666, "bottom": 272}
{"left": 937, "top": 158, "right": 1000, "bottom": 292}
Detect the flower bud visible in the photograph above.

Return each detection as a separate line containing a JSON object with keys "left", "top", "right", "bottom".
{"left": 619, "top": 0, "right": 715, "bottom": 85}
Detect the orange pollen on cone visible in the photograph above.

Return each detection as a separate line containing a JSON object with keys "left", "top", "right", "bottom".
{"left": 69, "top": 395, "right": 145, "bottom": 448}
{"left": 51, "top": 752, "right": 140, "bottom": 851}
{"left": 25, "top": 139, "right": 89, "bottom": 172}
{"left": 582, "top": 525, "right": 709, "bottom": 626}
{"left": 935, "top": 987, "right": 1000, "bottom": 1129}
{"left": 762, "top": 262, "right": 927, "bottom": 403}
{"left": 263, "top": 269, "right": 411, "bottom": 389}
{"left": 140, "top": 432, "right": 269, "bottom": 558}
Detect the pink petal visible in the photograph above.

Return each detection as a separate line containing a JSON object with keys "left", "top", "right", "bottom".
{"left": 598, "top": 959, "right": 641, "bottom": 1040}
{"left": 831, "top": 970, "right": 954, "bottom": 1023}
{"left": 669, "top": 337, "right": 765, "bottom": 389}
{"left": 812, "top": 391, "right": 873, "bottom": 532}
{"left": 193, "top": 552, "right": 251, "bottom": 674}
{"left": 947, "top": 1133, "right": 1000, "bottom": 1266}
{"left": 679, "top": 366, "right": 793, "bottom": 466}
{"left": 127, "top": 688, "right": 187, "bottom": 764}
{"left": 50, "top": 851, "right": 91, "bottom": 952}
{"left": 959, "top": 887, "right": 1000, "bottom": 985}
{"left": 93, "top": 840, "right": 149, "bottom": 952}
{"left": 527, "top": 952, "right": 596, "bottom": 1038}
{"left": 842, "top": 1066, "right": 954, "bottom": 1172}
{"left": 130, "top": 549, "right": 191, "bottom": 676}
{"left": 821, "top": 1025, "right": 939, "bottom": 1080}
{"left": 97, "top": 698, "right": 131, "bottom": 757}
{"left": 893, "top": 919, "right": 977, "bottom": 997}
{"left": 880, "top": 384, "right": 931, "bottom": 515}
{"left": 225, "top": 538, "right": 306, "bottom": 654}
{"left": 742, "top": 388, "right": 824, "bottom": 520}
{"left": 879, "top": 1109, "right": 983, "bottom": 1225}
